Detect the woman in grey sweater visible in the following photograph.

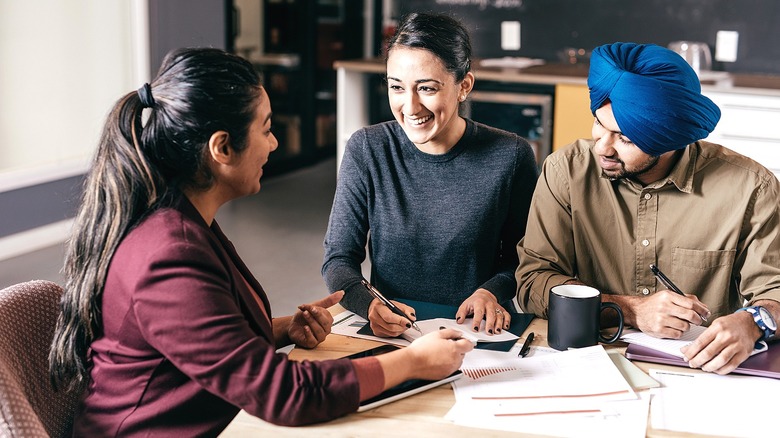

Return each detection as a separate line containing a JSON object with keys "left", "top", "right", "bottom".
{"left": 322, "top": 12, "right": 538, "bottom": 338}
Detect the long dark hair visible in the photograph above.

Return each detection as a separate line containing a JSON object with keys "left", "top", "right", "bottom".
{"left": 387, "top": 12, "right": 472, "bottom": 82}
{"left": 49, "top": 48, "right": 262, "bottom": 390}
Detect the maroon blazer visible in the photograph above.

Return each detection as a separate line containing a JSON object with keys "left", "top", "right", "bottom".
{"left": 73, "top": 198, "right": 361, "bottom": 436}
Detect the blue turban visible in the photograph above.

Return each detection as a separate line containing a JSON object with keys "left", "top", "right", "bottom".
{"left": 588, "top": 42, "right": 721, "bottom": 155}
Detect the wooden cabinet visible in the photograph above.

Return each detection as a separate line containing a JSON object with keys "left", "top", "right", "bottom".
{"left": 552, "top": 83, "right": 592, "bottom": 151}
{"left": 703, "top": 90, "right": 780, "bottom": 179}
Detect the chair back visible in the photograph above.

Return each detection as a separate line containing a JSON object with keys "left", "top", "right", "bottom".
{"left": 0, "top": 280, "right": 83, "bottom": 438}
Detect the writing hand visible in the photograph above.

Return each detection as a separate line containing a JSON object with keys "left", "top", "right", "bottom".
{"left": 367, "top": 298, "right": 417, "bottom": 338}
{"left": 631, "top": 290, "right": 709, "bottom": 338}
{"left": 455, "top": 288, "right": 510, "bottom": 335}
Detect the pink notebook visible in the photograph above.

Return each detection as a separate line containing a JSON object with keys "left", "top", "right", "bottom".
{"left": 625, "top": 342, "right": 780, "bottom": 379}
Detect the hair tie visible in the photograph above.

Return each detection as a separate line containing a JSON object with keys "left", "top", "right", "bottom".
{"left": 137, "top": 83, "right": 156, "bottom": 108}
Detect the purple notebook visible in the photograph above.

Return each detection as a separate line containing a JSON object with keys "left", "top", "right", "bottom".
{"left": 625, "top": 342, "right": 780, "bottom": 379}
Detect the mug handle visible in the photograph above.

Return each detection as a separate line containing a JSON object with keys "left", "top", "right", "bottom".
{"left": 598, "top": 302, "right": 624, "bottom": 344}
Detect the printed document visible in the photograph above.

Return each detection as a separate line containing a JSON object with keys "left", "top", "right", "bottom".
{"left": 650, "top": 369, "right": 780, "bottom": 437}
{"left": 330, "top": 310, "right": 517, "bottom": 347}
{"left": 446, "top": 345, "right": 647, "bottom": 437}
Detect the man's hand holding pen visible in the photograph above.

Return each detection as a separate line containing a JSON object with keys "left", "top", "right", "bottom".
{"left": 604, "top": 265, "right": 711, "bottom": 340}
{"left": 650, "top": 264, "right": 709, "bottom": 323}
{"left": 613, "top": 289, "right": 711, "bottom": 340}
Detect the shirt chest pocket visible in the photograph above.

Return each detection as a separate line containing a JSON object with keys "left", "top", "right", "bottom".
{"left": 671, "top": 247, "right": 737, "bottom": 317}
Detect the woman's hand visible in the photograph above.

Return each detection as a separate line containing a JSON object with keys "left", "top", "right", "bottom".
{"left": 367, "top": 298, "right": 417, "bottom": 338}
{"left": 405, "top": 329, "right": 474, "bottom": 380}
{"left": 455, "top": 288, "right": 511, "bottom": 335}
{"left": 287, "top": 291, "right": 344, "bottom": 349}
{"left": 376, "top": 329, "right": 474, "bottom": 387}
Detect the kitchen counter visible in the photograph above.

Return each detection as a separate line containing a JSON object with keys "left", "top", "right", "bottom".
{"left": 333, "top": 58, "right": 780, "bottom": 96}
{"left": 333, "top": 58, "right": 780, "bottom": 175}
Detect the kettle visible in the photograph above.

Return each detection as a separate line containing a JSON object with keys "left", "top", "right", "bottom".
{"left": 668, "top": 41, "right": 712, "bottom": 76}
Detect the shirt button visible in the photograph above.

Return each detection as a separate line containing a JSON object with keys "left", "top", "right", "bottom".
{"left": 642, "top": 239, "right": 650, "bottom": 246}
{"left": 644, "top": 193, "right": 652, "bottom": 200}
{"left": 642, "top": 288, "right": 650, "bottom": 295}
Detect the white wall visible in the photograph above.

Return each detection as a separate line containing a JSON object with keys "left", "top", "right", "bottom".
{"left": 0, "top": 0, "right": 148, "bottom": 190}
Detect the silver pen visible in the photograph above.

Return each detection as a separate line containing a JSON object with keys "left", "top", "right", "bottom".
{"left": 361, "top": 280, "right": 422, "bottom": 333}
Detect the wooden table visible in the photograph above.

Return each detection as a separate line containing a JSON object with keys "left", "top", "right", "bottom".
{"left": 219, "top": 316, "right": 716, "bottom": 437}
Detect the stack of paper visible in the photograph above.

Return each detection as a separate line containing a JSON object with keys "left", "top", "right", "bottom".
{"left": 445, "top": 345, "right": 648, "bottom": 437}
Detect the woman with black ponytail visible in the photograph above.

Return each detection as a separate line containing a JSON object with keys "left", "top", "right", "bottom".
{"left": 49, "top": 48, "right": 472, "bottom": 436}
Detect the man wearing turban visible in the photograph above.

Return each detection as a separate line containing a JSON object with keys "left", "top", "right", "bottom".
{"left": 516, "top": 42, "right": 780, "bottom": 374}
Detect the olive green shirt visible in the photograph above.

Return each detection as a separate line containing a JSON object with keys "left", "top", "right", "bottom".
{"left": 516, "top": 139, "right": 780, "bottom": 320}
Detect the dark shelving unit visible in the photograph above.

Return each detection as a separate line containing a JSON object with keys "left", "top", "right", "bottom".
{"left": 256, "top": 0, "right": 364, "bottom": 176}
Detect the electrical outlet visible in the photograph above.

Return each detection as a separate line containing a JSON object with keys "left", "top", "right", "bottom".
{"left": 715, "top": 30, "right": 739, "bottom": 62}
{"left": 501, "top": 21, "right": 521, "bottom": 51}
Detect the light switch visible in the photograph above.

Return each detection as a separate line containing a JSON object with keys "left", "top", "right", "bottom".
{"left": 501, "top": 21, "right": 521, "bottom": 51}
{"left": 715, "top": 30, "right": 739, "bottom": 62}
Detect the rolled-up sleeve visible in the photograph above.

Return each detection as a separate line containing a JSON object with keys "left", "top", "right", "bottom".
{"left": 739, "top": 174, "right": 780, "bottom": 305}
{"left": 516, "top": 152, "right": 579, "bottom": 316}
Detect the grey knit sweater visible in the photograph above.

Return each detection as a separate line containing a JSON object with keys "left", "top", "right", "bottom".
{"left": 322, "top": 119, "right": 538, "bottom": 317}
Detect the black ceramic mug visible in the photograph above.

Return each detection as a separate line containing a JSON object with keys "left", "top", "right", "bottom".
{"left": 547, "top": 284, "right": 624, "bottom": 351}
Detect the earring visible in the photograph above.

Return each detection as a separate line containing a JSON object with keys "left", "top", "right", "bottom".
{"left": 459, "top": 95, "right": 466, "bottom": 102}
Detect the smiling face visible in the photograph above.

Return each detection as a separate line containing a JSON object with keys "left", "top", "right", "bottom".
{"left": 231, "top": 87, "right": 278, "bottom": 197}
{"left": 386, "top": 47, "right": 474, "bottom": 154}
{"left": 592, "top": 102, "right": 677, "bottom": 184}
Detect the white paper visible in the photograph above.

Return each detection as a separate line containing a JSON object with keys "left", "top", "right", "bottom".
{"left": 329, "top": 310, "right": 518, "bottom": 348}
{"left": 445, "top": 395, "right": 649, "bottom": 438}
{"left": 446, "top": 346, "right": 645, "bottom": 437}
{"left": 650, "top": 369, "right": 780, "bottom": 438}
{"left": 402, "top": 318, "right": 518, "bottom": 344}
{"left": 453, "top": 345, "right": 636, "bottom": 403}
{"left": 621, "top": 325, "right": 767, "bottom": 358}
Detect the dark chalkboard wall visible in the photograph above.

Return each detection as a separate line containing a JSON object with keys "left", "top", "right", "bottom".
{"left": 399, "top": 0, "right": 780, "bottom": 75}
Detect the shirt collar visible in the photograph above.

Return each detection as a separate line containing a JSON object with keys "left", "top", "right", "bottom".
{"left": 654, "top": 144, "right": 697, "bottom": 193}
{"left": 597, "top": 143, "right": 698, "bottom": 193}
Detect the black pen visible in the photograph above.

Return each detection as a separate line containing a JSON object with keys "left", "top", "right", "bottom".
{"left": 361, "top": 280, "right": 422, "bottom": 333}
{"left": 519, "top": 332, "right": 534, "bottom": 357}
{"left": 649, "top": 264, "right": 708, "bottom": 322}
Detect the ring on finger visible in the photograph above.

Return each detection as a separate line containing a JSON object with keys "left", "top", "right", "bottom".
{"left": 495, "top": 308, "right": 502, "bottom": 314}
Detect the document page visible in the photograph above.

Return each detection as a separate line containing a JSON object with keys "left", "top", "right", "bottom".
{"left": 621, "top": 325, "right": 767, "bottom": 358}
{"left": 329, "top": 310, "right": 518, "bottom": 347}
{"left": 446, "top": 346, "right": 646, "bottom": 437}
{"left": 650, "top": 369, "right": 780, "bottom": 437}
{"left": 401, "top": 318, "right": 518, "bottom": 344}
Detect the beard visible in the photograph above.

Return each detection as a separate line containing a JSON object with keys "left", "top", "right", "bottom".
{"left": 601, "top": 154, "right": 661, "bottom": 181}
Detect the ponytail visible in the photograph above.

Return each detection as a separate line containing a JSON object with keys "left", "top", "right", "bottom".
{"left": 49, "top": 47, "right": 262, "bottom": 390}
{"left": 50, "top": 92, "right": 162, "bottom": 390}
